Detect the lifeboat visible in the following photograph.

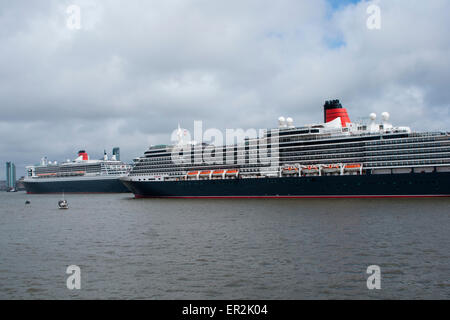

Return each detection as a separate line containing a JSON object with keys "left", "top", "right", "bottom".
{"left": 212, "top": 170, "right": 225, "bottom": 177}
{"left": 302, "top": 165, "right": 319, "bottom": 174}
{"left": 186, "top": 171, "right": 199, "bottom": 179}
{"left": 225, "top": 169, "right": 239, "bottom": 177}
{"left": 344, "top": 163, "right": 362, "bottom": 172}
{"left": 281, "top": 165, "right": 299, "bottom": 175}
{"left": 56, "top": 171, "right": 86, "bottom": 177}
{"left": 199, "top": 170, "right": 212, "bottom": 178}
{"left": 322, "top": 164, "right": 341, "bottom": 174}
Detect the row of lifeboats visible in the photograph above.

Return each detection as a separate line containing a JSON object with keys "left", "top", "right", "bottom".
{"left": 282, "top": 163, "right": 362, "bottom": 175}
{"left": 186, "top": 169, "right": 239, "bottom": 179}
{"left": 185, "top": 164, "right": 362, "bottom": 180}
{"left": 36, "top": 171, "right": 86, "bottom": 178}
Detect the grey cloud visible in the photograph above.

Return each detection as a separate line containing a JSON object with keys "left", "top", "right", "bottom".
{"left": 0, "top": 0, "right": 449, "bottom": 179}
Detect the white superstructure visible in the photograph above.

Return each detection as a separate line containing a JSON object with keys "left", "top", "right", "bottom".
{"left": 25, "top": 149, "right": 131, "bottom": 181}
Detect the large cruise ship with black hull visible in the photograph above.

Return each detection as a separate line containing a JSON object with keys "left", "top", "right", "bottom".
{"left": 24, "top": 148, "right": 132, "bottom": 193}
{"left": 121, "top": 100, "right": 450, "bottom": 198}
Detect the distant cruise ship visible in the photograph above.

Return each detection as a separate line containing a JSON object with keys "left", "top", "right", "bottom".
{"left": 24, "top": 148, "right": 132, "bottom": 193}
{"left": 120, "top": 99, "right": 450, "bottom": 198}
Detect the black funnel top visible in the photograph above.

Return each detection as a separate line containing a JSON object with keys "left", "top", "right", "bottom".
{"left": 323, "top": 99, "right": 343, "bottom": 122}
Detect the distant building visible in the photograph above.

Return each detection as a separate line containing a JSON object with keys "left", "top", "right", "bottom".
{"left": 16, "top": 176, "right": 26, "bottom": 191}
{"left": 112, "top": 147, "right": 120, "bottom": 161}
{"left": 6, "top": 162, "right": 16, "bottom": 191}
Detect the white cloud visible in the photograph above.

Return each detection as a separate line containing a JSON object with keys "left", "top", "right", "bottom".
{"left": 0, "top": 0, "right": 449, "bottom": 178}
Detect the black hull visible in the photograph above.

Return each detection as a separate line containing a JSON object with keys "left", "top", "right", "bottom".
{"left": 24, "top": 178, "right": 130, "bottom": 194}
{"left": 121, "top": 172, "right": 450, "bottom": 198}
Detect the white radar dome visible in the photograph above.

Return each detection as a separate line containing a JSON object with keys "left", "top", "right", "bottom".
{"left": 381, "top": 112, "right": 390, "bottom": 121}
{"left": 286, "top": 117, "right": 294, "bottom": 126}
{"left": 369, "top": 113, "right": 377, "bottom": 120}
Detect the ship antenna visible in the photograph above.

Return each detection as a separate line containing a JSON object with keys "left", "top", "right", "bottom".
{"left": 177, "top": 123, "right": 183, "bottom": 145}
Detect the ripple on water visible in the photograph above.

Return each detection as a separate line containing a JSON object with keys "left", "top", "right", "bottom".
{"left": 0, "top": 193, "right": 449, "bottom": 299}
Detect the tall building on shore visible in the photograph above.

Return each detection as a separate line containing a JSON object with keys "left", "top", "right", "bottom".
{"left": 6, "top": 162, "right": 16, "bottom": 191}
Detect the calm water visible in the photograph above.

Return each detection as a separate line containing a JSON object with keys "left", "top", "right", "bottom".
{"left": 0, "top": 191, "right": 449, "bottom": 299}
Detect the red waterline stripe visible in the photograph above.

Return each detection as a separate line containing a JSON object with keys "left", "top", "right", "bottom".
{"left": 134, "top": 194, "right": 450, "bottom": 199}
{"left": 26, "top": 192, "right": 131, "bottom": 194}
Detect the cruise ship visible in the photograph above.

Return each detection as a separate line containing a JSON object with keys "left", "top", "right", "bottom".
{"left": 120, "top": 100, "right": 450, "bottom": 198}
{"left": 24, "top": 148, "right": 132, "bottom": 193}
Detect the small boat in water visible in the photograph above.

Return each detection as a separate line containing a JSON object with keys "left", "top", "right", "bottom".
{"left": 58, "top": 192, "right": 69, "bottom": 209}
{"left": 58, "top": 200, "right": 69, "bottom": 209}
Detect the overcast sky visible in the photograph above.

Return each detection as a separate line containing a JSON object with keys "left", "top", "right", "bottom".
{"left": 1, "top": 0, "right": 449, "bottom": 179}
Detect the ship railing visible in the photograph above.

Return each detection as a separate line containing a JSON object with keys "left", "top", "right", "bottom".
{"left": 365, "top": 158, "right": 450, "bottom": 167}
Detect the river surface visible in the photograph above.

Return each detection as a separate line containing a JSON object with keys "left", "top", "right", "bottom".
{"left": 0, "top": 192, "right": 449, "bottom": 299}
